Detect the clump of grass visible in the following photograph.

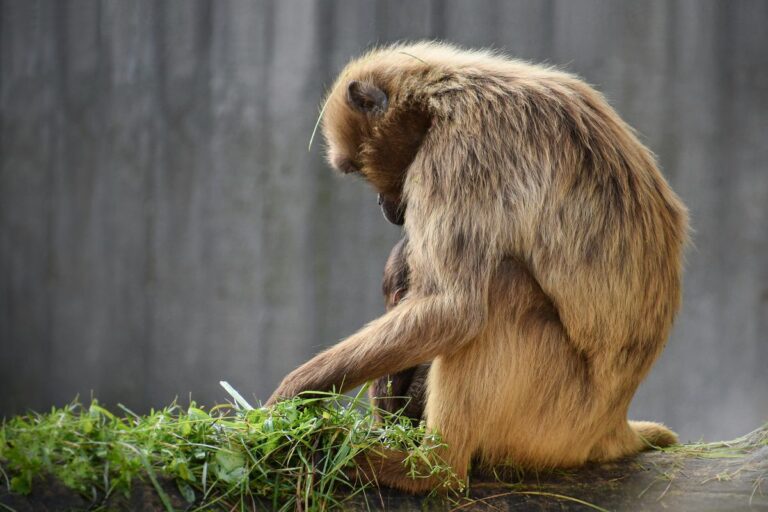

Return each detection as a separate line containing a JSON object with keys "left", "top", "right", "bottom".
{"left": 0, "top": 383, "right": 457, "bottom": 511}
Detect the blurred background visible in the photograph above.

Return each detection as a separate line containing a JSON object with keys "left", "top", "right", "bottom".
{"left": 1, "top": 0, "right": 766, "bottom": 442}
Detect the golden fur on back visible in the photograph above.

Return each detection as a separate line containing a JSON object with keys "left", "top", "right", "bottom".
{"left": 269, "top": 42, "right": 688, "bottom": 492}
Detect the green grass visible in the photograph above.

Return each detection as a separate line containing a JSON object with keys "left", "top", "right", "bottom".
{"left": 661, "top": 424, "right": 768, "bottom": 459}
{"left": 0, "top": 383, "right": 457, "bottom": 511}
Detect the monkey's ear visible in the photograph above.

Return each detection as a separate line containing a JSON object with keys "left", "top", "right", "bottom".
{"left": 392, "top": 288, "right": 407, "bottom": 305}
{"left": 347, "top": 80, "right": 388, "bottom": 115}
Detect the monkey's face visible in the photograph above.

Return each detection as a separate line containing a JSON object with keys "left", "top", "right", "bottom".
{"left": 322, "top": 70, "right": 432, "bottom": 226}
{"left": 378, "top": 193, "right": 405, "bottom": 225}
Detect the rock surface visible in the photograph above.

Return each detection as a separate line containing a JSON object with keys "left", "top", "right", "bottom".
{"left": 2, "top": 426, "right": 766, "bottom": 511}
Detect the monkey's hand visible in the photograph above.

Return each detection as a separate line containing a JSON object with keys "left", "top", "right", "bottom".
{"left": 263, "top": 390, "right": 287, "bottom": 407}
{"left": 264, "top": 372, "right": 308, "bottom": 407}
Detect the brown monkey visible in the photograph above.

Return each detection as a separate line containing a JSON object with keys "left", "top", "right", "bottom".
{"left": 369, "top": 236, "right": 429, "bottom": 424}
{"left": 267, "top": 42, "right": 687, "bottom": 493}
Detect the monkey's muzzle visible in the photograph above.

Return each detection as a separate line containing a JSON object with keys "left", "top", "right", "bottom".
{"left": 378, "top": 194, "right": 405, "bottom": 226}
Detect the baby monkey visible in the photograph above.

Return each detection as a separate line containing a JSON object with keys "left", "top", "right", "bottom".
{"left": 369, "top": 237, "right": 429, "bottom": 424}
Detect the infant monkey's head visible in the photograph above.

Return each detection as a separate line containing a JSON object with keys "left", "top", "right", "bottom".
{"left": 382, "top": 237, "right": 409, "bottom": 310}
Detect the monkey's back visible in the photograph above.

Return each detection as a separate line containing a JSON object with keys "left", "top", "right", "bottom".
{"left": 389, "top": 44, "right": 688, "bottom": 467}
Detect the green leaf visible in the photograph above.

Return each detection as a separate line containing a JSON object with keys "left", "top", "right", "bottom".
{"left": 176, "top": 480, "right": 196, "bottom": 503}
{"left": 10, "top": 474, "right": 32, "bottom": 495}
{"left": 89, "top": 404, "right": 115, "bottom": 420}
{"left": 214, "top": 451, "right": 247, "bottom": 484}
{"left": 187, "top": 407, "right": 209, "bottom": 420}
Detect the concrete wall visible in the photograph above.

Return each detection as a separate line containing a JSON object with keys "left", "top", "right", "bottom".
{"left": 1, "top": 0, "right": 766, "bottom": 441}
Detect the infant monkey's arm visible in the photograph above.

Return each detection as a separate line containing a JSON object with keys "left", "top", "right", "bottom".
{"left": 369, "top": 237, "right": 430, "bottom": 423}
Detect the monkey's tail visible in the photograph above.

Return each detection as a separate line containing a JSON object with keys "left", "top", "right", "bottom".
{"left": 629, "top": 420, "right": 678, "bottom": 449}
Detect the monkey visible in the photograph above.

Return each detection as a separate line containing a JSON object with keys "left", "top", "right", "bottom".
{"left": 267, "top": 42, "right": 687, "bottom": 493}
{"left": 369, "top": 236, "right": 429, "bottom": 424}
{"left": 381, "top": 237, "right": 410, "bottom": 313}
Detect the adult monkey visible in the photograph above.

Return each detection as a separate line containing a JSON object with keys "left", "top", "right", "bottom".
{"left": 267, "top": 42, "right": 687, "bottom": 493}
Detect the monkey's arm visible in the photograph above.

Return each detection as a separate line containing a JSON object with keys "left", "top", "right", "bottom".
{"left": 268, "top": 122, "right": 501, "bottom": 406}
{"left": 265, "top": 293, "right": 483, "bottom": 405}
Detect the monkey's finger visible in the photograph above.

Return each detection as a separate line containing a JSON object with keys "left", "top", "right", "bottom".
{"left": 263, "top": 392, "right": 287, "bottom": 407}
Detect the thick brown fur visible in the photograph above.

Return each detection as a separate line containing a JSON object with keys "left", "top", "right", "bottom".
{"left": 268, "top": 42, "right": 687, "bottom": 493}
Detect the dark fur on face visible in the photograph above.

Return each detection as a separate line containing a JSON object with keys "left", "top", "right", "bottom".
{"left": 378, "top": 194, "right": 405, "bottom": 225}
{"left": 325, "top": 74, "right": 431, "bottom": 225}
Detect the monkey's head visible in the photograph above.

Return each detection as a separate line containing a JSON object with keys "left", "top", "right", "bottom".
{"left": 321, "top": 48, "right": 434, "bottom": 226}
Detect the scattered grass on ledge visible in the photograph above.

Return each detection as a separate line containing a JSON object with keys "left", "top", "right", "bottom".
{"left": 0, "top": 383, "right": 458, "bottom": 511}
{"left": 661, "top": 424, "right": 768, "bottom": 459}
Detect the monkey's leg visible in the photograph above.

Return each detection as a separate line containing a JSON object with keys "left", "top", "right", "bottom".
{"left": 588, "top": 420, "right": 678, "bottom": 462}
{"left": 266, "top": 295, "right": 483, "bottom": 405}
{"left": 350, "top": 354, "right": 478, "bottom": 494}
{"left": 359, "top": 391, "right": 475, "bottom": 493}
{"left": 369, "top": 363, "right": 430, "bottom": 423}
{"left": 402, "top": 363, "right": 429, "bottom": 421}
{"left": 351, "top": 442, "right": 467, "bottom": 494}
{"left": 369, "top": 368, "right": 416, "bottom": 420}
{"left": 370, "top": 366, "right": 423, "bottom": 423}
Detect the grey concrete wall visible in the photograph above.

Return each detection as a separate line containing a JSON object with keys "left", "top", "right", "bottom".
{"left": 1, "top": 0, "right": 766, "bottom": 442}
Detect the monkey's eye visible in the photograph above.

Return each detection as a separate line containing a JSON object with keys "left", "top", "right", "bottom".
{"left": 333, "top": 156, "right": 360, "bottom": 174}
